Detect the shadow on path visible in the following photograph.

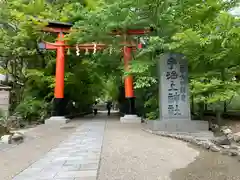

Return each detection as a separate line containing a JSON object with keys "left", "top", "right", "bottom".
{"left": 170, "top": 146, "right": 240, "bottom": 180}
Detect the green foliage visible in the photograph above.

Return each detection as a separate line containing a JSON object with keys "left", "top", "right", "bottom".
{"left": 144, "top": 97, "right": 159, "bottom": 120}
{"left": 14, "top": 97, "right": 49, "bottom": 122}
{"left": 101, "top": 76, "right": 120, "bottom": 101}
{"left": 1, "top": 0, "right": 240, "bottom": 122}
{"left": 0, "top": 0, "right": 117, "bottom": 122}
{"left": 168, "top": 11, "right": 240, "bottom": 110}
{"left": 69, "top": 0, "right": 240, "bottom": 118}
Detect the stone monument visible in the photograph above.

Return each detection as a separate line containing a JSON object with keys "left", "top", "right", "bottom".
{"left": 0, "top": 86, "right": 11, "bottom": 117}
{"left": 147, "top": 53, "right": 208, "bottom": 132}
{"left": 159, "top": 53, "right": 191, "bottom": 120}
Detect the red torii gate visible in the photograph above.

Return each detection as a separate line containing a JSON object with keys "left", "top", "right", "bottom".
{"left": 40, "top": 21, "right": 152, "bottom": 122}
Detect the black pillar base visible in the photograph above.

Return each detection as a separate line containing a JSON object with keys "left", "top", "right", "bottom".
{"left": 52, "top": 98, "right": 66, "bottom": 116}
{"left": 125, "top": 97, "right": 136, "bottom": 115}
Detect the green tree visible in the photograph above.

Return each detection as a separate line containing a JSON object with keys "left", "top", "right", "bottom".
{"left": 1, "top": 0, "right": 240, "bottom": 123}
{"left": 70, "top": 0, "right": 239, "bottom": 120}
{"left": 0, "top": 0, "right": 114, "bottom": 122}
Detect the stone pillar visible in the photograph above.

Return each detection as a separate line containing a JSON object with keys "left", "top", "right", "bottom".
{"left": 159, "top": 53, "right": 191, "bottom": 121}
{"left": 0, "top": 87, "right": 11, "bottom": 117}
{"left": 147, "top": 53, "right": 208, "bottom": 132}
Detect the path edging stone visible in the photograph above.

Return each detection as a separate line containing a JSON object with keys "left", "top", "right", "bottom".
{"left": 142, "top": 128, "right": 240, "bottom": 161}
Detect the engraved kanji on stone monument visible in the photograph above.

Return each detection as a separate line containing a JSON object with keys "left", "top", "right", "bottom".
{"left": 0, "top": 86, "right": 11, "bottom": 117}
{"left": 159, "top": 53, "right": 190, "bottom": 121}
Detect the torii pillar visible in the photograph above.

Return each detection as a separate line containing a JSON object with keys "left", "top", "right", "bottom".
{"left": 53, "top": 33, "right": 66, "bottom": 118}
{"left": 119, "top": 44, "right": 141, "bottom": 123}
{"left": 40, "top": 23, "right": 71, "bottom": 124}
{"left": 39, "top": 21, "right": 106, "bottom": 124}
{"left": 111, "top": 29, "right": 151, "bottom": 123}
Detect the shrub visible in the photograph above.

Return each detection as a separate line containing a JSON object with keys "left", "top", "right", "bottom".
{"left": 14, "top": 97, "right": 49, "bottom": 123}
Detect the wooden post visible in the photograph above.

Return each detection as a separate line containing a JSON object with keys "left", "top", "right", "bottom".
{"left": 124, "top": 46, "right": 134, "bottom": 98}
{"left": 54, "top": 33, "right": 65, "bottom": 99}
{"left": 53, "top": 32, "right": 66, "bottom": 116}
{"left": 123, "top": 45, "right": 135, "bottom": 114}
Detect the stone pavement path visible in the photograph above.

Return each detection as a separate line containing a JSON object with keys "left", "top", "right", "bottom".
{"left": 0, "top": 118, "right": 90, "bottom": 180}
{"left": 4, "top": 113, "right": 240, "bottom": 180}
{"left": 13, "top": 120, "right": 105, "bottom": 180}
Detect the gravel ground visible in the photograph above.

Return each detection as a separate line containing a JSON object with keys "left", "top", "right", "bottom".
{"left": 98, "top": 117, "right": 199, "bottom": 180}
{"left": 99, "top": 116, "right": 240, "bottom": 180}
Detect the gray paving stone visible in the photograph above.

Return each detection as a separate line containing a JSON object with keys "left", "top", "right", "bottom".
{"left": 13, "top": 176, "right": 33, "bottom": 180}
{"left": 70, "top": 153, "right": 100, "bottom": 158}
{"left": 30, "top": 163, "right": 51, "bottom": 168}
{"left": 74, "top": 178, "right": 96, "bottom": 180}
{"left": 38, "top": 172, "right": 58, "bottom": 179}
{"left": 52, "top": 148, "right": 74, "bottom": 152}
{"left": 54, "top": 156, "right": 85, "bottom": 161}
{"left": 41, "top": 166, "right": 63, "bottom": 171}
{"left": 20, "top": 167, "right": 43, "bottom": 174}
{"left": 61, "top": 165, "right": 82, "bottom": 171}
{"left": 14, "top": 171, "right": 57, "bottom": 180}
{"left": 64, "top": 159, "right": 99, "bottom": 166}
{"left": 55, "top": 170, "right": 97, "bottom": 178}
{"left": 80, "top": 163, "right": 98, "bottom": 170}
{"left": 31, "top": 161, "right": 66, "bottom": 169}
{"left": 13, "top": 121, "right": 105, "bottom": 180}
{"left": 44, "top": 164, "right": 66, "bottom": 170}
{"left": 52, "top": 156, "right": 73, "bottom": 161}
{"left": 42, "top": 164, "right": 81, "bottom": 172}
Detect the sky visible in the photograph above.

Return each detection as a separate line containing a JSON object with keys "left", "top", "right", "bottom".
{"left": 230, "top": 6, "right": 240, "bottom": 16}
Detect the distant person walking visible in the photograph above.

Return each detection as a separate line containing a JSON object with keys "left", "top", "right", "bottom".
{"left": 93, "top": 101, "right": 98, "bottom": 116}
{"left": 106, "top": 101, "right": 112, "bottom": 116}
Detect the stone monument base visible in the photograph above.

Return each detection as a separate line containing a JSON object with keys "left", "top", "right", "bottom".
{"left": 45, "top": 116, "right": 70, "bottom": 125}
{"left": 120, "top": 115, "right": 142, "bottom": 123}
{"left": 146, "top": 120, "right": 208, "bottom": 133}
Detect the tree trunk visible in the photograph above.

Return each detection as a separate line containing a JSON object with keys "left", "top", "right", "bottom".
{"left": 221, "top": 68, "right": 227, "bottom": 113}
{"left": 191, "top": 95, "right": 194, "bottom": 113}
{"left": 199, "top": 102, "right": 204, "bottom": 120}
{"left": 216, "top": 110, "right": 222, "bottom": 126}
{"left": 204, "top": 103, "right": 208, "bottom": 111}
{"left": 224, "top": 101, "right": 227, "bottom": 113}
